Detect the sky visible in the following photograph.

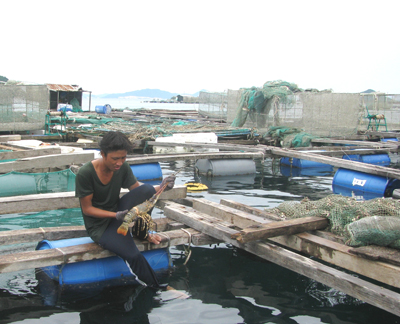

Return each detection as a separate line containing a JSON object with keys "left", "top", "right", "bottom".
{"left": 2, "top": 0, "right": 399, "bottom": 95}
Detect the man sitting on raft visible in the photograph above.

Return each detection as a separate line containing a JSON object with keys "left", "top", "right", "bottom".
{"left": 75, "top": 131, "right": 175, "bottom": 290}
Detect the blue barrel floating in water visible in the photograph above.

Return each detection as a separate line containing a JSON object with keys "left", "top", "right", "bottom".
{"left": 360, "top": 154, "right": 390, "bottom": 166}
{"left": 280, "top": 157, "right": 329, "bottom": 169}
{"left": 130, "top": 163, "right": 163, "bottom": 181}
{"left": 95, "top": 104, "right": 112, "bottom": 114}
{"left": 280, "top": 164, "right": 333, "bottom": 177}
{"left": 36, "top": 237, "right": 171, "bottom": 285}
{"left": 342, "top": 154, "right": 390, "bottom": 166}
{"left": 332, "top": 168, "right": 400, "bottom": 198}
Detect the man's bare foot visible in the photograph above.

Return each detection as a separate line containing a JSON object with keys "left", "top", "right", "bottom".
{"left": 147, "top": 233, "right": 161, "bottom": 245}
{"left": 162, "top": 286, "right": 190, "bottom": 299}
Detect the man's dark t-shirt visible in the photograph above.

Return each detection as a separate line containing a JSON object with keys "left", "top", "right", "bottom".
{"left": 75, "top": 161, "right": 137, "bottom": 242}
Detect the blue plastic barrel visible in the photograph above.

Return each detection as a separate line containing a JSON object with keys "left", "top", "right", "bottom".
{"left": 342, "top": 153, "right": 390, "bottom": 166}
{"left": 381, "top": 138, "right": 398, "bottom": 142}
{"left": 342, "top": 154, "right": 360, "bottom": 162}
{"left": 95, "top": 104, "right": 112, "bottom": 114}
{"left": 36, "top": 237, "right": 171, "bottom": 285}
{"left": 359, "top": 154, "right": 390, "bottom": 166}
{"left": 130, "top": 163, "right": 162, "bottom": 181}
{"left": 280, "top": 157, "right": 329, "bottom": 169}
{"left": 332, "top": 168, "right": 400, "bottom": 198}
{"left": 280, "top": 164, "right": 333, "bottom": 177}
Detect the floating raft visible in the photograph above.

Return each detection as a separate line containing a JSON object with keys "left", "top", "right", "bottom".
{"left": 2, "top": 193, "right": 400, "bottom": 316}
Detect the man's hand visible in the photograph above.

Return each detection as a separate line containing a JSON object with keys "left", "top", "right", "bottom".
{"left": 160, "top": 175, "right": 176, "bottom": 191}
{"left": 116, "top": 209, "right": 128, "bottom": 221}
{"left": 147, "top": 233, "right": 161, "bottom": 245}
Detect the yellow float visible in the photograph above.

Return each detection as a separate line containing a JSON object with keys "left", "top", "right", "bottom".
{"left": 184, "top": 182, "right": 208, "bottom": 192}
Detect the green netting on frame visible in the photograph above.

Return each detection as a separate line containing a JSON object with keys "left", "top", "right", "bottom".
{"left": 268, "top": 194, "right": 400, "bottom": 249}
{"left": 0, "top": 168, "right": 76, "bottom": 197}
{"left": 231, "top": 80, "right": 302, "bottom": 127}
{"left": 265, "top": 126, "right": 319, "bottom": 148}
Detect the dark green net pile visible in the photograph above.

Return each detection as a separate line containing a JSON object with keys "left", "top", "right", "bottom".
{"left": 268, "top": 194, "right": 400, "bottom": 249}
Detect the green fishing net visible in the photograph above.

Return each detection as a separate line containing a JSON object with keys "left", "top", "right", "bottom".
{"left": 268, "top": 194, "right": 400, "bottom": 249}
{"left": 265, "top": 126, "right": 318, "bottom": 148}
{"left": 0, "top": 169, "right": 76, "bottom": 197}
{"left": 231, "top": 80, "right": 302, "bottom": 127}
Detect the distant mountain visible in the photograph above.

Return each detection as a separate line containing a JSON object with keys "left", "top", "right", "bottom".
{"left": 361, "top": 89, "right": 376, "bottom": 93}
{"left": 101, "top": 89, "right": 196, "bottom": 99}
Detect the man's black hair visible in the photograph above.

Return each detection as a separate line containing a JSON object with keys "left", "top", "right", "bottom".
{"left": 99, "top": 131, "right": 134, "bottom": 155}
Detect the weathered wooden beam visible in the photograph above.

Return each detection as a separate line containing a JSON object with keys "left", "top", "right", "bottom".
{"left": 363, "top": 131, "right": 400, "bottom": 138}
{"left": 348, "top": 245, "right": 400, "bottom": 267}
{"left": 0, "top": 186, "right": 187, "bottom": 215}
{"left": 0, "top": 227, "right": 215, "bottom": 274}
{"left": 0, "top": 226, "right": 87, "bottom": 245}
{"left": 147, "top": 141, "right": 267, "bottom": 153}
{"left": 126, "top": 151, "right": 265, "bottom": 164}
{"left": 163, "top": 202, "right": 400, "bottom": 317}
{"left": 270, "top": 146, "right": 400, "bottom": 180}
{"left": 192, "top": 198, "right": 271, "bottom": 228}
{"left": 297, "top": 148, "right": 397, "bottom": 156}
{"left": 231, "top": 217, "right": 329, "bottom": 243}
{"left": 0, "top": 135, "right": 22, "bottom": 142}
{"left": 0, "top": 147, "right": 62, "bottom": 160}
{"left": 0, "top": 152, "right": 95, "bottom": 173}
{"left": 311, "top": 138, "right": 399, "bottom": 148}
{"left": 220, "top": 199, "right": 282, "bottom": 221}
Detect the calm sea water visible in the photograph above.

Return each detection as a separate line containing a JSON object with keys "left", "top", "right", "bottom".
{"left": 81, "top": 96, "right": 199, "bottom": 112}
{"left": 1, "top": 100, "right": 400, "bottom": 323}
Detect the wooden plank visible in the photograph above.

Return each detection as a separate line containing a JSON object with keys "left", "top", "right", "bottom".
{"left": 348, "top": 245, "right": 400, "bottom": 267}
{"left": 126, "top": 151, "right": 265, "bottom": 164}
{"left": 0, "top": 185, "right": 187, "bottom": 215}
{"left": 0, "top": 135, "right": 21, "bottom": 142}
{"left": 0, "top": 152, "right": 95, "bottom": 173}
{"left": 0, "top": 227, "right": 216, "bottom": 274}
{"left": 192, "top": 198, "right": 271, "bottom": 228}
{"left": 297, "top": 148, "right": 397, "bottom": 156}
{"left": 163, "top": 202, "right": 400, "bottom": 317}
{"left": 147, "top": 141, "right": 267, "bottom": 153}
{"left": 361, "top": 131, "right": 400, "bottom": 138}
{"left": 211, "top": 199, "right": 400, "bottom": 289}
{"left": 0, "top": 226, "right": 87, "bottom": 245}
{"left": 0, "top": 147, "right": 62, "bottom": 160}
{"left": 231, "top": 217, "right": 329, "bottom": 243}
{"left": 270, "top": 146, "right": 400, "bottom": 180}
{"left": 220, "top": 198, "right": 283, "bottom": 221}
{"left": 311, "top": 138, "right": 400, "bottom": 148}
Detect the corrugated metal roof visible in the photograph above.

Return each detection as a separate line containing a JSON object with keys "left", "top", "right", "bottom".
{"left": 46, "top": 84, "right": 81, "bottom": 92}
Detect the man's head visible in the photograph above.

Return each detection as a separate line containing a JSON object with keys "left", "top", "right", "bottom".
{"left": 99, "top": 131, "right": 133, "bottom": 156}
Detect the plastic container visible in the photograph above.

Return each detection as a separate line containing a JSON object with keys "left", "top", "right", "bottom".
{"left": 57, "top": 104, "right": 73, "bottom": 112}
{"left": 195, "top": 159, "right": 256, "bottom": 176}
{"left": 342, "top": 154, "right": 390, "bottom": 166}
{"left": 280, "top": 157, "right": 329, "bottom": 169}
{"left": 359, "top": 154, "right": 390, "bottom": 166}
{"left": 130, "top": 163, "right": 162, "bottom": 181}
{"left": 280, "top": 164, "right": 333, "bottom": 177}
{"left": 36, "top": 237, "right": 171, "bottom": 285}
{"left": 332, "top": 168, "right": 400, "bottom": 198}
{"left": 95, "top": 104, "right": 112, "bottom": 114}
